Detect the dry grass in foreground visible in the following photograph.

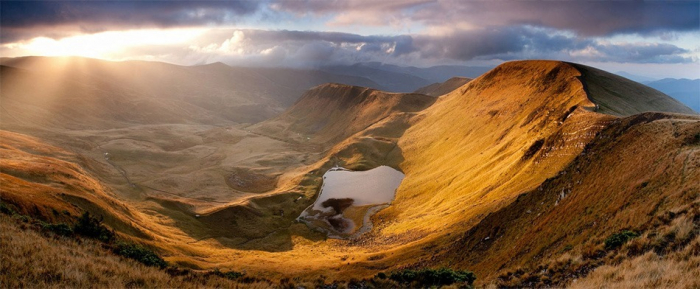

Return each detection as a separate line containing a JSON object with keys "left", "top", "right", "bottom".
{"left": 570, "top": 249, "right": 700, "bottom": 289}
{"left": 0, "top": 211, "right": 472, "bottom": 288}
{"left": 0, "top": 214, "right": 272, "bottom": 288}
{"left": 491, "top": 199, "right": 699, "bottom": 288}
{"left": 570, "top": 215, "right": 700, "bottom": 289}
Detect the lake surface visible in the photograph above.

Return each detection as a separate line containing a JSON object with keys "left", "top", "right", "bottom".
{"left": 313, "top": 166, "right": 404, "bottom": 210}
{"left": 298, "top": 165, "right": 405, "bottom": 238}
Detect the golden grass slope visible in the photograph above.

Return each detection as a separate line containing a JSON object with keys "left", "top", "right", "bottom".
{"left": 252, "top": 83, "right": 436, "bottom": 146}
{"left": 344, "top": 60, "right": 697, "bottom": 282}
{"left": 377, "top": 60, "right": 611, "bottom": 238}
{"left": 0, "top": 214, "right": 272, "bottom": 288}
{"left": 180, "top": 85, "right": 437, "bottom": 249}
{"left": 572, "top": 241, "right": 700, "bottom": 288}
{"left": 0, "top": 130, "right": 150, "bottom": 238}
{"left": 441, "top": 112, "right": 700, "bottom": 284}
{"left": 1, "top": 59, "right": 697, "bottom": 285}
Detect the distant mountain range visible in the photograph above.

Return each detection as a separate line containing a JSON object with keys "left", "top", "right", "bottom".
{"left": 643, "top": 78, "right": 700, "bottom": 112}
{"left": 321, "top": 62, "right": 493, "bottom": 92}
{"left": 611, "top": 71, "right": 698, "bottom": 113}
{"left": 614, "top": 71, "right": 658, "bottom": 83}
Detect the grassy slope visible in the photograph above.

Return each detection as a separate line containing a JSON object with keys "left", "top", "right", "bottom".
{"left": 252, "top": 83, "right": 436, "bottom": 146}
{"left": 0, "top": 129, "right": 300, "bottom": 272}
{"left": 441, "top": 112, "right": 699, "bottom": 284}
{"left": 572, "top": 63, "right": 695, "bottom": 116}
{"left": 0, "top": 78, "right": 438, "bottom": 278}
{"left": 0, "top": 130, "right": 151, "bottom": 239}
{"left": 351, "top": 60, "right": 697, "bottom": 283}
{"left": 572, "top": 244, "right": 700, "bottom": 288}
{"left": 2, "top": 59, "right": 697, "bottom": 285}
{"left": 188, "top": 84, "right": 437, "bottom": 250}
{"left": 377, "top": 61, "right": 609, "bottom": 237}
{"left": 0, "top": 214, "right": 272, "bottom": 288}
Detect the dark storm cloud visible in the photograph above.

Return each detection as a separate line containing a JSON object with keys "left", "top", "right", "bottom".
{"left": 0, "top": 1, "right": 260, "bottom": 42}
{"left": 189, "top": 28, "right": 692, "bottom": 66}
{"left": 594, "top": 43, "right": 692, "bottom": 64}
{"left": 412, "top": 27, "right": 589, "bottom": 60}
{"left": 411, "top": 27, "right": 692, "bottom": 63}
{"left": 234, "top": 30, "right": 406, "bottom": 47}
{"left": 211, "top": 29, "right": 415, "bottom": 57}
{"left": 8, "top": 1, "right": 696, "bottom": 39}
{"left": 273, "top": 0, "right": 431, "bottom": 15}
{"left": 294, "top": 41, "right": 335, "bottom": 62}
{"left": 186, "top": 29, "right": 417, "bottom": 66}
{"left": 1, "top": 1, "right": 259, "bottom": 28}
{"left": 275, "top": 0, "right": 700, "bottom": 36}
{"left": 1, "top": 1, "right": 695, "bottom": 67}
{"left": 431, "top": 1, "right": 700, "bottom": 36}
{"left": 414, "top": 27, "right": 528, "bottom": 60}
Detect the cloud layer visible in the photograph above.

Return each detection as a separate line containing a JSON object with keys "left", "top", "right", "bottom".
{"left": 4, "top": 1, "right": 698, "bottom": 37}
{"left": 1, "top": 0, "right": 698, "bottom": 70}
{"left": 0, "top": 1, "right": 259, "bottom": 42}
{"left": 275, "top": 0, "right": 700, "bottom": 36}
{"left": 182, "top": 28, "right": 694, "bottom": 67}
{"left": 1, "top": 1, "right": 258, "bottom": 28}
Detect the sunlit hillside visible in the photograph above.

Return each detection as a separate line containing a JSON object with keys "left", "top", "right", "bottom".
{"left": 0, "top": 130, "right": 148, "bottom": 237}
{"left": 1, "top": 58, "right": 697, "bottom": 287}
{"left": 4, "top": 0, "right": 700, "bottom": 287}
{"left": 253, "top": 83, "right": 436, "bottom": 145}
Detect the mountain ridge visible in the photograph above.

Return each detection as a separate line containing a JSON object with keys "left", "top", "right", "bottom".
{"left": 571, "top": 63, "right": 694, "bottom": 116}
{"left": 1, "top": 58, "right": 697, "bottom": 286}
{"left": 252, "top": 82, "right": 436, "bottom": 146}
{"left": 644, "top": 78, "right": 700, "bottom": 112}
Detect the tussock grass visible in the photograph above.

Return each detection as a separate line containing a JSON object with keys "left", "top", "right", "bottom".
{"left": 0, "top": 214, "right": 272, "bottom": 288}
{"left": 571, "top": 240, "right": 700, "bottom": 289}
{"left": 492, "top": 198, "right": 700, "bottom": 288}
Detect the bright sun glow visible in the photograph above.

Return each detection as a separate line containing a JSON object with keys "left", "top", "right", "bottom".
{"left": 5, "top": 28, "right": 206, "bottom": 59}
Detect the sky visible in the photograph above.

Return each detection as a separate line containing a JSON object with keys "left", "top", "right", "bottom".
{"left": 1, "top": 0, "right": 699, "bottom": 78}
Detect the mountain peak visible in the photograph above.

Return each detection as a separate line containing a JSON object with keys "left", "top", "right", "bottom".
{"left": 469, "top": 60, "right": 694, "bottom": 116}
